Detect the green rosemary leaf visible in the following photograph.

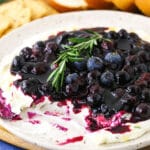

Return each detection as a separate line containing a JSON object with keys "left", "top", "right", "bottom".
{"left": 47, "top": 68, "right": 58, "bottom": 82}
{"left": 69, "top": 37, "right": 88, "bottom": 43}
{"left": 47, "top": 30, "right": 109, "bottom": 91}
{"left": 58, "top": 60, "right": 66, "bottom": 74}
{"left": 60, "top": 69, "right": 65, "bottom": 88}
{"left": 68, "top": 57, "right": 83, "bottom": 62}
{"left": 67, "top": 51, "right": 79, "bottom": 57}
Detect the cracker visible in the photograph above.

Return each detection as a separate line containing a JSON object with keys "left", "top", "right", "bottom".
{"left": 8, "top": 7, "right": 31, "bottom": 28}
{"left": 0, "top": 15, "right": 11, "bottom": 37}
{"left": 0, "top": 0, "right": 31, "bottom": 28}
{"left": 0, "top": 0, "right": 58, "bottom": 37}
{"left": 23, "top": 0, "right": 58, "bottom": 20}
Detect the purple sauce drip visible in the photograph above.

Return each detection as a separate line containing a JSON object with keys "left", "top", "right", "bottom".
{"left": 55, "top": 124, "right": 68, "bottom": 132}
{"left": 0, "top": 89, "right": 14, "bottom": 119}
{"left": 107, "top": 125, "right": 131, "bottom": 134}
{"left": 29, "top": 120, "right": 40, "bottom": 124}
{"left": 27, "top": 112, "right": 37, "bottom": 119}
{"left": 58, "top": 136, "right": 83, "bottom": 145}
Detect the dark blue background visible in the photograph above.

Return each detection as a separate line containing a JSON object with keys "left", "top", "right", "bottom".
{"left": 0, "top": 141, "right": 22, "bottom": 150}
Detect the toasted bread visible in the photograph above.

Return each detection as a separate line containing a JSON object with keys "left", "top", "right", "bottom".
{"left": 135, "top": 0, "right": 150, "bottom": 16}
{"left": 111, "top": 0, "right": 136, "bottom": 11}
{"left": 85, "top": 0, "right": 113, "bottom": 9}
{"left": 45, "top": 0, "right": 88, "bottom": 12}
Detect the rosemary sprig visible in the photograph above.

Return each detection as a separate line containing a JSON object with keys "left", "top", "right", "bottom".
{"left": 47, "top": 31, "right": 108, "bottom": 91}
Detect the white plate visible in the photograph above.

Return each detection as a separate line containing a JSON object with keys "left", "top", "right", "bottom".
{"left": 0, "top": 10, "right": 150, "bottom": 150}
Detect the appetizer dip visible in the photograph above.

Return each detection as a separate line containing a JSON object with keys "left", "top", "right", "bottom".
{"left": 0, "top": 27, "right": 150, "bottom": 149}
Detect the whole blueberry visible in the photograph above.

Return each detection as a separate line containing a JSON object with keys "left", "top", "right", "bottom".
{"left": 11, "top": 56, "right": 25, "bottom": 73}
{"left": 87, "top": 70, "right": 101, "bottom": 84}
{"left": 135, "top": 103, "right": 150, "bottom": 119}
{"left": 33, "top": 41, "right": 45, "bottom": 51}
{"left": 21, "top": 62, "right": 34, "bottom": 73}
{"left": 20, "top": 78, "right": 40, "bottom": 95}
{"left": 87, "top": 93, "right": 102, "bottom": 107}
{"left": 66, "top": 84, "right": 79, "bottom": 94}
{"left": 104, "top": 31, "right": 118, "bottom": 39}
{"left": 31, "top": 62, "right": 48, "bottom": 75}
{"left": 100, "top": 71, "right": 114, "bottom": 86}
{"left": 73, "top": 59, "right": 87, "bottom": 71}
{"left": 118, "top": 29, "right": 129, "bottom": 39}
{"left": 104, "top": 52, "right": 122, "bottom": 65}
{"left": 115, "top": 71, "right": 130, "bottom": 85}
{"left": 87, "top": 56, "right": 104, "bottom": 71}
{"left": 44, "top": 42, "right": 57, "bottom": 54}
{"left": 19, "top": 47, "right": 32, "bottom": 60}
{"left": 65, "top": 73, "right": 79, "bottom": 84}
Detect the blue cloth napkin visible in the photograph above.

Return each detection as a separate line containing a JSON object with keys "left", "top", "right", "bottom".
{"left": 0, "top": 140, "right": 22, "bottom": 150}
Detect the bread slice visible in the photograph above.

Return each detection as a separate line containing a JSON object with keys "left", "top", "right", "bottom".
{"left": 135, "top": 0, "right": 150, "bottom": 16}
{"left": 111, "top": 0, "right": 137, "bottom": 11}
{"left": 45, "top": 0, "right": 88, "bottom": 12}
{"left": 85, "top": 0, "right": 113, "bottom": 9}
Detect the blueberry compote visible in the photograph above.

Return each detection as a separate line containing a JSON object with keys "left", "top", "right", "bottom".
{"left": 10, "top": 28, "right": 150, "bottom": 131}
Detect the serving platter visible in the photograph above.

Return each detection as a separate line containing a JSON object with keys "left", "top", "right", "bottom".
{"left": 0, "top": 10, "right": 150, "bottom": 150}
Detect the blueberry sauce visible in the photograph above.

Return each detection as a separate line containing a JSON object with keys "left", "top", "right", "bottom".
{"left": 54, "top": 124, "right": 68, "bottom": 132}
{"left": 9, "top": 28, "right": 150, "bottom": 131}
{"left": 44, "top": 111, "right": 62, "bottom": 116}
{"left": 29, "top": 120, "right": 40, "bottom": 124}
{"left": 61, "top": 117, "right": 71, "bottom": 121}
{"left": 107, "top": 125, "right": 130, "bottom": 134}
{"left": 33, "top": 96, "right": 46, "bottom": 105}
{"left": 0, "top": 89, "right": 14, "bottom": 119}
{"left": 58, "top": 136, "right": 84, "bottom": 145}
{"left": 27, "top": 112, "right": 37, "bottom": 119}
{"left": 12, "top": 115, "right": 22, "bottom": 121}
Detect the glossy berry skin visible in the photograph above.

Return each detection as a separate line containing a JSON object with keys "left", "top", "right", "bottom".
{"left": 87, "top": 70, "right": 101, "bottom": 84}
{"left": 73, "top": 60, "right": 87, "bottom": 71}
{"left": 20, "top": 78, "right": 40, "bottom": 95}
{"left": 141, "top": 88, "right": 150, "bottom": 102}
{"left": 87, "top": 93, "right": 102, "bottom": 107}
{"left": 31, "top": 62, "right": 48, "bottom": 75}
{"left": 33, "top": 41, "right": 45, "bottom": 51}
{"left": 115, "top": 71, "right": 130, "bottom": 85}
{"left": 100, "top": 71, "right": 114, "bottom": 87}
{"left": 65, "top": 73, "right": 79, "bottom": 84}
{"left": 11, "top": 56, "right": 24, "bottom": 73}
{"left": 66, "top": 84, "right": 79, "bottom": 94}
{"left": 19, "top": 47, "right": 32, "bottom": 60}
{"left": 118, "top": 29, "right": 129, "bottom": 39}
{"left": 87, "top": 56, "right": 103, "bottom": 71}
{"left": 104, "top": 52, "right": 122, "bottom": 65}
{"left": 135, "top": 103, "right": 150, "bottom": 119}
{"left": 44, "top": 42, "right": 57, "bottom": 54}
{"left": 21, "top": 62, "right": 34, "bottom": 74}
